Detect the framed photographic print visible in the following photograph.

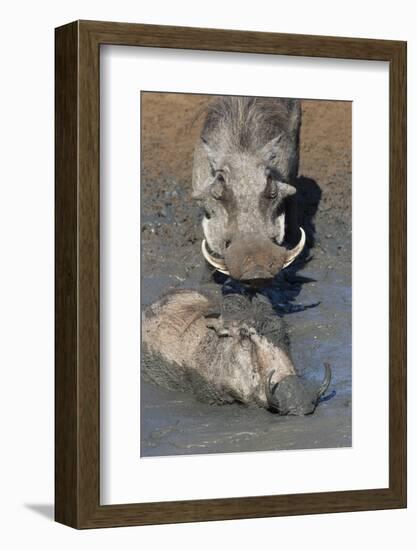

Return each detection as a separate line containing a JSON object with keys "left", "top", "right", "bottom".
{"left": 55, "top": 20, "right": 406, "bottom": 528}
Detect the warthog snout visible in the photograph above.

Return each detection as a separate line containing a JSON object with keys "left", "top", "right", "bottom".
{"left": 202, "top": 227, "right": 305, "bottom": 283}
{"left": 265, "top": 363, "right": 332, "bottom": 416}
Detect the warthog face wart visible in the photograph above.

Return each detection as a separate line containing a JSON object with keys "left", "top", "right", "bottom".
{"left": 193, "top": 96, "right": 303, "bottom": 283}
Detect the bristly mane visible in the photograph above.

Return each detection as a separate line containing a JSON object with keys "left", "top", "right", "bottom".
{"left": 201, "top": 96, "right": 301, "bottom": 154}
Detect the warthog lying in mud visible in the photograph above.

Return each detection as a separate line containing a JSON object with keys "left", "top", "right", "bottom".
{"left": 142, "top": 289, "right": 331, "bottom": 415}
{"left": 192, "top": 96, "right": 304, "bottom": 284}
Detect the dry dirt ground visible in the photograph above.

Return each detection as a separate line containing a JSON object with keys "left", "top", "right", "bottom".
{"left": 140, "top": 93, "right": 352, "bottom": 457}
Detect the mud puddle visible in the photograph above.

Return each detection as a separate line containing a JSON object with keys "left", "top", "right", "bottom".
{"left": 140, "top": 218, "right": 351, "bottom": 457}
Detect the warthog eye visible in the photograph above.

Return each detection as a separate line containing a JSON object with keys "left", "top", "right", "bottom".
{"left": 216, "top": 172, "right": 226, "bottom": 184}
{"left": 203, "top": 208, "right": 212, "bottom": 219}
{"left": 265, "top": 175, "right": 278, "bottom": 199}
{"left": 210, "top": 177, "right": 225, "bottom": 200}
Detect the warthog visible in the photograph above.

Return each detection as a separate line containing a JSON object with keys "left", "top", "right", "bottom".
{"left": 142, "top": 289, "right": 331, "bottom": 415}
{"left": 192, "top": 96, "right": 304, "bottom": 285}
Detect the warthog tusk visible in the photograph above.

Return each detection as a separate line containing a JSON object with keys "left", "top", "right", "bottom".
{"left": 283, "top": 227, "right": 306, "bottom": 268}
{"left": 201, "top": 239, "right": 230, "bottom": 275}
{"left": 315, "top": 362, "right": 332, "bottom": 403}
{"left": 265, "top": 370, "right": 281, "bottom": 413}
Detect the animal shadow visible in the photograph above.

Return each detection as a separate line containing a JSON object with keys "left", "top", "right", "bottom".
{"left": 293, "top": 175, "right": 322, "bottom": 250}
{"left": 273, "top": 175, "right": 322, "bottom": 313}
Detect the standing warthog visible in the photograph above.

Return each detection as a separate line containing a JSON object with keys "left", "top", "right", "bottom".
{"left": 192, "top": 96, "right": 304, "bottom": 284}
{"left": 142, "top": 289, "right": 331, "bottom": 415}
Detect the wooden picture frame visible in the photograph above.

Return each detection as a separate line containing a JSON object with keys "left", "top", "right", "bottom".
{"left": 55, "top": 20, "right": 407, "bottom": 529}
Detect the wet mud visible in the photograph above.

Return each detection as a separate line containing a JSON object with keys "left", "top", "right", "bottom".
{"left": 140, "top": 93, "right": 352, "bottom": 457}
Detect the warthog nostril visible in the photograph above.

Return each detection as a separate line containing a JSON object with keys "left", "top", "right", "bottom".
{"left": 225, "top": 239, "right": 231, "bottom": 249}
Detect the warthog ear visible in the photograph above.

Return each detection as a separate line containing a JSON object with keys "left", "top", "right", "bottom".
{"left": 201, "top": 137, "right": 220, "bottom": 172}
{"left": 192, "top": 138, "right": 220, "bottom": 200}
{"left": 259, "top": 133, "right": 284, "bottom": 164}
